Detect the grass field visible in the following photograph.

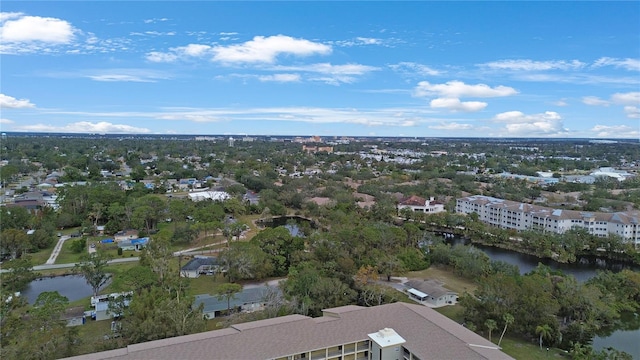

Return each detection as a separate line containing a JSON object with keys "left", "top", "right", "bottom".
{"left": 434, "top": 304, "right": 465, "bottom": 323}
{"left": 54, "top": 240, "right": 85, "bottom": 264}
{"left": 26, "top": 244, "right": 55, "bottom": 265}
{"left": 500, "top": 337, "right": 569, "bottom": 359}
{"left": 406, "top": 264, "right": 477, "bottom": 295}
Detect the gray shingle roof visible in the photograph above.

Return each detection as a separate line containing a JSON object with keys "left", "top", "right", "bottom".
{"left": 63, "top": 302, "right": 513, "bottom": 360}
{"left": 180, "top": 257, "right": 219, "bottom": 271}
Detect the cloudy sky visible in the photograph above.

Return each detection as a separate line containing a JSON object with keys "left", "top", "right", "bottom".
{"left": 1, "top": 1, "right": 639, "bottom": 138}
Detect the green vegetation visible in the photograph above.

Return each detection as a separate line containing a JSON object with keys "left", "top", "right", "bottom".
{"left": 2, "top": 136, "right": 639, "bottom": 359}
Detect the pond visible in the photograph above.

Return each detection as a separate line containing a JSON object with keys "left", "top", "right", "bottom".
{"left": 22, "top": 274, "right": 110, "bottom": 304}
{"left": 447, "top": 236, "right": 639, "bottom": 282}
{"left": 260, "top": 215, "right": 316, "bottom": 237}
{"left": 445, "top": 235, "right": 640, "bottom": 358}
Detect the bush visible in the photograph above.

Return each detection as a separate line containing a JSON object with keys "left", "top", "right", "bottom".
{"left": 70, "top": 238, "right": 87, "bottom": 254}
{"left": 117, "top": 248, "right": 123, "bottom": 256}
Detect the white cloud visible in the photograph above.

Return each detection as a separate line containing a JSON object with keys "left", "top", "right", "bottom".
{"left": 611, "top": 92, "right": 640, "bottom": 105}
{"left": 494, "top": 110, "right": 567, "bottom": 136}
{"left": 0, "top": 118, "right": 14, "bottom": 124}
{"left": 356, "top": 37, "right": 381, "bottom": 45}
{"left": 335, "top": 37, "right": 383, "bottom": 47}
{"left": 389, "top": 62, "right": 441, "bottom": 76}
{"left": 593, "top": 57, "right": 640, "bottom": 71}
{"left": 428, "top": 122, "right": 474, "bottom": 130}
{"left": 179, "top": 44, "right": 212, "bottom": 56}
{"left": 273, "top": 63, "right": 379, "bottom": 76}
{"left": 145, "top": 44, "right": 211, "bottom": 62}
{"left": 583, "top": 92, "right": 640, "bottom": 117}
{"left": 515, "top": 73, "right": 640, "bottom": 85}
{"left": 414, "top": 80, "right": 518, "bottom": 98}
{"left": 582, "top": 96, "right": 610, "bottom": 106}
{"left": 146, "top": 51, "right": 179, "bottom": 62}
{"left": 624, "top": 106, "right": 640, "bottom": 119}
{"left": 0, "top": 14, "right": 75, "bottom": 43}
{"left": 591, "top": 125, "right": 639, "bottom": 138}
{"left": 0, "top": 94, "right": 35, "bottom": 108}
{"left": 87, "top": 74, "right": 155, "bottom": 82}
{"left": 0, "top": 12, "right": 23, "bottom": 22}
{"left": 143, "top": 18, "right": 169, "bottom": 24}
{"left": 211, "top": 35, "right": 331, "bottom": 63}
{"left": 480, "top": 59, "right": 586, "bottom": 71}
{"left": 258, "top": 74, "right": 301, "bottom": 83}
{"left": 429, "top": 98, "right": 487, "bottom": 112}
{"left": 268, "top": 63, "right": 378, "bottom": 85}
{"left": 15, "top": 121, "right": 150, "bottom": 134}
{"left": 44, "top": 106, "right": 438, "bottom": 128}
{"left": 553, "top": 99, "right": 568, "bottom": 106}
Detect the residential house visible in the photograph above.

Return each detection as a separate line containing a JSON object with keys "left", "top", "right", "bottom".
{"left": 63, "top": 306, "right": 87, "bottom": 327}
{"left": 114, "top": 230, "right": 139, "bottom": 242}
{"left": 187, "top": 190, "right": 230, "bottom": 202}
{"left": 193, "top": 286, "right": 277, "bottom": 319}
{"left": 117, "top": 237, "right": 149, "bottom": 251}
{"left": 90, "top": 292, "right": 132, "bottom": 321}
{"left": 180, "top": 256, "right": 221, "bottom": 278}
{"left": 405, "top": 279, "right": 458, "bottom": 307}
{"left": 243, "top": 191, "right": 260, "bottom": 205}
{"left": 397, "top": 195, "right": 445, "bottom": 214}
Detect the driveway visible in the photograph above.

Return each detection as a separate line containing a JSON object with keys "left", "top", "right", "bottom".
{"left": 46, "top": 235, "right": 70, "bottom": 265}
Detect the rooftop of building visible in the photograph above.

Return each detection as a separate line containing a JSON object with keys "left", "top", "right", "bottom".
{"left": 62, "top": 302, "right": 513, "bottom": 360}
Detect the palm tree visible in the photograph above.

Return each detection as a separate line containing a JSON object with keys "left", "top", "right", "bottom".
{"left": 535, "top": 324, "right": 553, "bottom": 350}
{"left": 485, "top": 319, "right": 497, "bottom": 343}
{"left": 497, "top": 313, "right": 514, "bottom": 347}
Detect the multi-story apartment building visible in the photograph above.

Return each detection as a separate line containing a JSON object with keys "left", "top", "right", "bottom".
{"left": 64, "top": 302, "right": 513, "bottom": 360}
{"left": 456, "top": 195, "right": 640, "bottom": 247}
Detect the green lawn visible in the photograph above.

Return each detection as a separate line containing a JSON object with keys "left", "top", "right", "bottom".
{"left": 434, "top": 304, "right": 465, "bottom": 323}
{"left": 187, "top": 274, "right": 221, "bottom": 296}
{"left": 500, "top": 337, "right": 569, "bottom": 359}
{"left": 26, "top": 244, "right": 55, "bottom": 265}
{"left": 54, "top": 240, "right": 85, "bottom": 264}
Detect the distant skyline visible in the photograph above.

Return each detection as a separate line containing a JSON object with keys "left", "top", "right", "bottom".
{"left": 1, "top": 1, "right": 639, "bottom": 138}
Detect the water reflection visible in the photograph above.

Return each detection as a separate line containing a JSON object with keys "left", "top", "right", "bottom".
{"left": 446, "top": 236, "right": 638, "bottom": 282}
{"left": 444, "top": 235, "right": 639, "bottom": 357}
{"left": 22, "top": 275, "right": 109, "bottom": 304}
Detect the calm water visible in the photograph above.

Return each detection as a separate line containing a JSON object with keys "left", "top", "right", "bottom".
{"left": 592, "top": 312, "right": 640, "bottom": 359}
{"left": 446, "top": 236, "right": 640, "bottom": 358}
{"left": 22, "top": 275, "right": 109, "bottom": 304}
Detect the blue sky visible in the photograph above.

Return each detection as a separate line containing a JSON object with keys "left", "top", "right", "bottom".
{"left": 1, "top": 1, "right": 639, "bottom": 138}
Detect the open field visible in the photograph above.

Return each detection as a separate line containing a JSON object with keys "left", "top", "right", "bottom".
{"left": 500, "top": 337, "right": 569, "bottom": 359}
{"left": 54, "top": 240, "right": 85, "bottom": 264}
{"left": 406, "top": 264, "right": 477, "bottom": 295}
{"left": 27, "top": 243, "right": 56, "bottom": 265}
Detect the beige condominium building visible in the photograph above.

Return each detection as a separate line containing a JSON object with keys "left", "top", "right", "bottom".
{"left": 64, "top": 302, "right": 513, "bottom": 360}
{"left": 456, "top": 195, "right": 640, "bottom": 247}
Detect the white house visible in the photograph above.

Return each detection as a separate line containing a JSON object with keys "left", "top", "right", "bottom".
{"left": 405, "top": 279, "right": 458, "bottom": 307}
{"left": 180, "top": 256, "right": 221, "bottom": 278}
{"left": 397, "top": 195, "right": 445, "bottom": 214}
{"left": 187, "top": 190, "right": 230, "bottom": 202}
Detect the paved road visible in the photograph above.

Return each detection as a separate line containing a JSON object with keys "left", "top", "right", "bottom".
{"left": 173, "top": 240, "right": 226, "bottom": 256}
{"left": 46, "top": 235, "right": 70, "bottom": 265}
{"left": 35, "top": 257, "right": 140, "bottom": 271}
{"left": 1, "top": 257, "right": 140, "bottom": 273}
